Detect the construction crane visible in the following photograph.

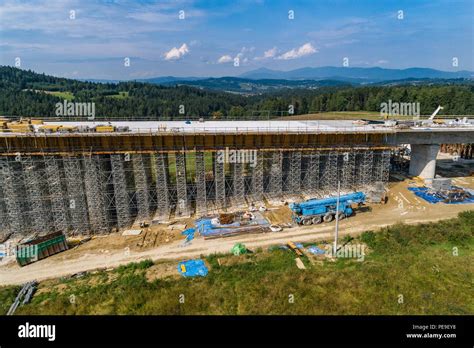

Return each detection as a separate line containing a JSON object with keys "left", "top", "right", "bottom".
{"left": 419, "top": 105, "right": 444, "bottom": 126}
{"left": 429, "top": 105, "right": 444, "bottom": 121}
{"left": 289, "top": 192, "right": 366, "bottom": 225}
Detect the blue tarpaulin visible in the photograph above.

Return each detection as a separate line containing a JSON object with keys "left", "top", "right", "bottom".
{"left": 408, "top": 187, "right": 474, "bottom": 204}
{"left": 307, "top": 246, "right": 326, "bottom": 255}
{"left": 181, "top": 228, "right": 195, "bottom": 242}
{"left": 178, "top": 259, "right": 208, "bottom": 277}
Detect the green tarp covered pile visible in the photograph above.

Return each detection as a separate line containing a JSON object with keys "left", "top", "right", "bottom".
{"left": 231, "top": 243, "right": 247, "bottom": 256}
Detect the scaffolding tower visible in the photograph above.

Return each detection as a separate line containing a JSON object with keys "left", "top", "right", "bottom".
{"left": 232, "top": 162, "right": 245, "bottom": 206}
{"left": 269, "top": 151, "right": 282, "bottom": 197}
{"left": 63, "top": 156, "right": 90, "bottom": 234}
{"left": 132, "top": 153, "right": 152, "bottom": 221}
{"left": 214, "top": 153, "right": 226, "bottom": 209}
{"left": 287, "top": 151, "right": 302, "bottom": 193}
{"left": 111, "top": 154, "right": 132, "bottom": 228}
{"left": 251, "top": 151, "right": 264, "bottom": 201}
{"left": 22, "top": 156, "right": 51, "bottom": 233}
{"left": 0, "top": 158, "right": 24, "bottom": 235}
{"left": 155, "top": 153, "right": 170, "bottom": 219}
{"left": 303, "top": 152, "right": 320, "bottom": 194}
{"left": 44, "top": 156, "right": 68, "bottom": 233}
{"left": 84, "top": 155, "right": 109, "bottom": 233}
{"left": 195, "top": 151, "right": 207, "bottom": 215}
{"left": 175, "top": 152, "right": 190, "bottom": 217}
{"left": 359, "top": 150, "right": 374, "bottom": 187}
{"left": 341, "top": 151, "right": 356, "bottom": 190}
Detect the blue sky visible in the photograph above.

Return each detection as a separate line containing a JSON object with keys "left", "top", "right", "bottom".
{"left": 0, "top": 0, "right": 472, "bottom": 79}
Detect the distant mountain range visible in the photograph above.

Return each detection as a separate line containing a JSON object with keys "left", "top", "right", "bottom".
{"left": 238, "top": 66, "right": 473, "bottom": 82}
{"left": 131, "top": 66, "right": 473, "bottom": 93}
{"left": 150, "top": 77, "right": 350, "bottom": 94}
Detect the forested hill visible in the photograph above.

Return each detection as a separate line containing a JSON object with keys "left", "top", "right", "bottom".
{"left": 1, "top": 66, "right": 473, "bottom": 118}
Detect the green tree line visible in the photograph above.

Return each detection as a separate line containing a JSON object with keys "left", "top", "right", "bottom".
{"left": 1, "top": 66, "right": 473, "bottom": 118}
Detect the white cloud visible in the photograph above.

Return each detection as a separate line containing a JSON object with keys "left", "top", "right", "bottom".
{"left": 164, "top": 43, "right": 189, "bottom": 60}
{"left": 218, "top": 46, "right": 254, "bottom": 64}
{"left": 217, "top": 55, "right": 233, "bottom": 63}
{"left": 255, "top": 47, "right": 277, "bottom": 60}
{"left": 376, "top": 59, "right": 389, "bottom": 65}
{"left": 277, "top": 43, "right": 317, "bottom": 60}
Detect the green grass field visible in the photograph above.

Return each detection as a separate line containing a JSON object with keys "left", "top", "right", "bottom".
{"left": 106, "top": 91, "right": 129, "bottom": 99}
{"left": 1, "top": 211, "right": 472, "bottom": 315}
{"left": 44, "top": 91, "right": 75, "bottom": 101}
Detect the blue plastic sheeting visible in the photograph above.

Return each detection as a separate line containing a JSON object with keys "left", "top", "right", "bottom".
{"left": 408, "top": 187, "right": 474, "bottom": 204}
{"left": 295, "top": 243, "right": 304, "bottom": 249}
{"left": 178, "top": 259, "right": 208, "bottom": 277}
{"left": 307, "top": 246, "right": 326, "bottom": 255}
{"left": 181, "top": 228, "right": 195, "bottom": 242}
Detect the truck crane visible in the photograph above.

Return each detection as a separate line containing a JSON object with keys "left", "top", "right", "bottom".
{"left": 289, "top": 192, "right": 366, "bottom": 225}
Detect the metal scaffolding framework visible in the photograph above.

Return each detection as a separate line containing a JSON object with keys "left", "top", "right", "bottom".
{"left": 155, "top": 153, "right": 170, "bottom": 219}
{"left": 44, "top": 156, "right": 68, "bottom": 233}
{"left": 321, "top": 151, "right": 338, "bottom": 191}
{"left": 175, "top": 152, "right": 190, "bottom": 217}
{"left": 303, "top": 152, "right": 320, "bottom": 194}
{"left": 269, "top": 151, "right": 283, "bottom": 197}
{"left": 22, "top": 156, "right": 51, "bottom": 233}
{"left": 110, "top": 154, "right": 132, "bottom": 228}
{"left": 0, "top": 147, "right": 393, "bottom": 237}
{"left": 214, "top": 154, "right": 226, "bottom": 209}
{"left": 251, "top": 152, "right": 264, "bottom": 201}
{"left": 0, "top": 158, "right": 24, "bottom": 235}
{"left": 359, "top": 150, "right": 374, "bottom": 187}
{"left": 232, "top": 162, "right": 245, "bottom": 206}
{"left": 63, "top": 156, "right": 90, "bottom": 234}
{"left": 287, "top": 151, "right": 302, "bottom": 193}
{"left": 194, "top": 151, "right": 207, "bottom": 215}
{"left": 83, "top": 155, "right": 109, "bottom": 233}
{"left": 132, "top": 153, "right": 152, "bottom": 221}
{"left": 341, "top": 151, "right": 356, "bottom": 190}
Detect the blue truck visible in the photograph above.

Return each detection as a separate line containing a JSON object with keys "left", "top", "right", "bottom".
{"left": 289, "top": 192, "right": 366, "bottom": 225}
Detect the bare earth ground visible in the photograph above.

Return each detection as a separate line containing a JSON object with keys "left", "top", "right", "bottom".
{"left": 1, "top": 174, "right": 473, "bottom": 286}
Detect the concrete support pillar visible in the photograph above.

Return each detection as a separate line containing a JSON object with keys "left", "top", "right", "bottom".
{"left": 409, "top": 144, "right": 439, "bottom": 179}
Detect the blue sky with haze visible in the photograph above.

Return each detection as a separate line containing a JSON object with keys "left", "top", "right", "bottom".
{"left": 0, "top": 0, "right": 472, "bottom": 79}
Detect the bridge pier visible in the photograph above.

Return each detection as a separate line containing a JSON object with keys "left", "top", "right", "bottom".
{"left": 409, "top": 144, "right": 439, "bottom": 179}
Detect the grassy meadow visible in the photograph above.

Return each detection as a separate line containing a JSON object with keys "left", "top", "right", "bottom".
{"left": 1, "top": 211, "right": 472, "bottom": 315}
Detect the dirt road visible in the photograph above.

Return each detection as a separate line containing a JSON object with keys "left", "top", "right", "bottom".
{"left": 1, "top": 178, "right": 473, "bottom": 286}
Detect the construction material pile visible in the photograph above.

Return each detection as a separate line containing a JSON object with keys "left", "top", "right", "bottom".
{"left": 196, "top": 212, "right": 270, "bottom": 239}
{"left": 408, "top": 181, "right": 474, "bottom": 204}
{"left": 7, "top": 281, "right": 37, "bottom": 315}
